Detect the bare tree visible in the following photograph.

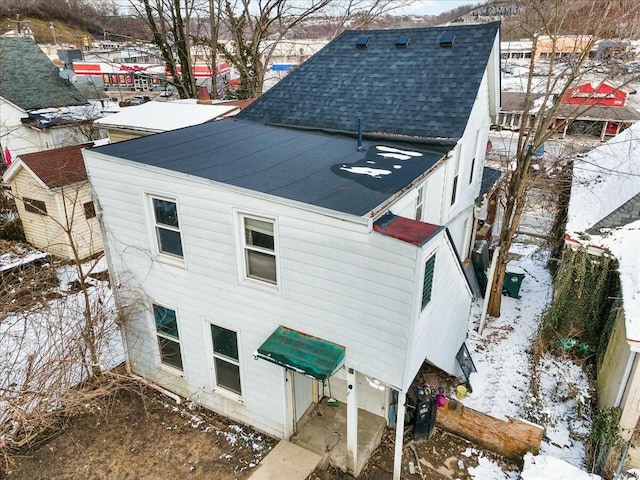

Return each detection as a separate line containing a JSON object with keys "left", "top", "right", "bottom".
{"left": 0, "top": 181, "right": 123, "bottom": 470}
{"left": 220, "top": 0, "right": 412, "bottom": 98}
{"left": 134, "top": 0, "right": 202, "bottom": 98}
{"left": 486, "top": 0, "right": 640, "bottom": 317}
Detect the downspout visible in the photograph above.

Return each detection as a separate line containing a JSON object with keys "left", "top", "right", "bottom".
{"left": 615, "top": 351, "right": 636, "bottom": 408}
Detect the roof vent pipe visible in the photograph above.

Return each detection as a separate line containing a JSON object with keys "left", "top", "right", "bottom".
{"left": 357, "top": 118, "right": 364, "bottom": 150}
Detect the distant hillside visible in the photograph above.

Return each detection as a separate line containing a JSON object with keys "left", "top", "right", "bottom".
{"left": 0, "top": 0, "right": 149, "bottom": 44}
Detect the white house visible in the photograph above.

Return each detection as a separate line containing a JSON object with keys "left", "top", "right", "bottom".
{"left": 83, "top": 23, "right": 501, "bottom": 478}
{"left": 0, "top": 37, "right": 99, "bottom": 162}
{"left": 565, "top": 122, "right": 640, "bottom": 467}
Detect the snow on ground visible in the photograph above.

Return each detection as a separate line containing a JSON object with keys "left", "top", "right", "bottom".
{"left": 0, "top": 255, "right": 124, "bottom": 412}
{"left": 463, "top": 242, "right": 597, "bottom": 479}
{"left": 464, "top": 243, "right": 552, "bottom": 420}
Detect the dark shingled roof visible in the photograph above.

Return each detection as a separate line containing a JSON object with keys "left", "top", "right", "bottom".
{"left": 0, "top": 37, "right": 88, "bottom": 111}
{"left": 479, "top": 166, "right": 502, "bottom": 198}
{"left": 94, "top": 119, "right": 448, "bottom": 217}
{"left": 589, "top": 193, "right": 640, "bottom": 233}
{"left": 238, "top": 22, "right": 500, "bottom": 141}
{"left": 18, "top": 143, "right": 93, "bottom": 188}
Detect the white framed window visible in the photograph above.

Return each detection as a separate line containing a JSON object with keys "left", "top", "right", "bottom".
{"left": 415, "top": 185, "right": 424, "bottom": 221}
{"left": 153, "top": 304, "right": 183, "bottom": 371}
{"left": 450, "top": 145, "right": 461, "bottom": 206}
{"left": 149, "top": 195, "right": 184, "bottom": 259}
{"left": 210, "top": 324, "right": 242, "bottom": 395}
{"left": 241, "top": 215, "right": 278, "bottom": 285}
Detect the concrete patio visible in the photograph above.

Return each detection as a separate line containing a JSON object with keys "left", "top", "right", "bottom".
{"left": 291, "top": 397, "right": 387, "bottom": 476}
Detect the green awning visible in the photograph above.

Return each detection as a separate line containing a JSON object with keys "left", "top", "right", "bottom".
{"left": 255, "top": 326, "right": 345, "bottom": 381}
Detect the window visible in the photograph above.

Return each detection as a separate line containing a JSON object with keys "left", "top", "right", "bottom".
{"left": 450, "top": 146, "right": 461, "bottom": 206}
{"left": 151, "top": 196, "right": 183, "bottom": 258}
{"left": 415, "top": 186, "right": 424, "bottom": 221}
{"left": 469, "top": 129, "right": 481, "bottom": 185}
{"left": 24, "top": 198, "right": 47, "bottom": 215}
{"left": 421, "top": 254, "right": 436, "bottom": 310}
{"left": 210, "top": 324, "right": 242, "bottom": 395}
{"left": 84, "top": 201, "right": 96, "bottom": 219}
{"left": 153, "top": 304, "right": 183, "bottom": 370}
{"left": 243, "top": 216, "right": 277, "bottom": 284}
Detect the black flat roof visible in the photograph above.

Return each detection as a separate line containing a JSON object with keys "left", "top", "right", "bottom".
{"left": 94, "top": 119, "right": 448, "bottom": 217}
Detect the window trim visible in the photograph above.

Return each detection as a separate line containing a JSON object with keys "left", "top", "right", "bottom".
{"left": 146, "top": 193, "right": 185, "bottom": 264}
{"left": 206, "top": 321, "right": 244, "bottom": 401}
{"left": 238, "top": 212, "right": 279, "bottom": 288}
{"left": 152, "top": 303, "right": 184, "bottom": 372}
{"left": 23, "top": 197, "right": 48, "bottom": 215}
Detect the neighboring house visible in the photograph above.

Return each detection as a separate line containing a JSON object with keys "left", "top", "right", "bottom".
{"left": 83, "top": 22, "right": 501, "bottom": 477}
{"left": 496, "top": 91, "right": 542, "bottom": 131}
{"left": 496, "top": 83, "right": 640, "bottom": 138}
{"left": 0, "top": 37, "right": 99, "bottom": 160}
{"left": 2, "top": 143, "right": 103, "bottom": 261}
{"left": 94, "top": 98, "right": 247, "bottom": 143}
{"left": 565, "top": 122, "right": 640, "bottom": 466}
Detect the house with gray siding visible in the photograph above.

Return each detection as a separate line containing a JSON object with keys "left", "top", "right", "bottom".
{"left": 83, "top": 22, "right": 501, "bottom": 477}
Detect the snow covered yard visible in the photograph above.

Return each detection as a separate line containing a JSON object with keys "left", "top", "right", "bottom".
{"left": 1, "top": 248, "right": 124, "bottom": 463}
{"left": 462, "top": 242, "right": 603, "bottom": 479}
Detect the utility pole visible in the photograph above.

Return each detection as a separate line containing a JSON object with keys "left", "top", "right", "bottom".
{"left": 50, "top": 22, "right": 57, "bottom": 46}
{"left": 7, "top": 14, "right": 28, "bottom": 36}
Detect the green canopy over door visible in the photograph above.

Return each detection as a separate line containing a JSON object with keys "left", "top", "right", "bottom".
{"left": 255, "top": 326, "right": 345, "bottom": 381}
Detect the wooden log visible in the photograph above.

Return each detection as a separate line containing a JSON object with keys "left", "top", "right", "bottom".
{"left": 435, "top": 398, "right": 544, "bottom": 460}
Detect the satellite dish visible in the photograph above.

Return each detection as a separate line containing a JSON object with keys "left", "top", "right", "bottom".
{"left": 52, "top": 58, "right": 64, "bottom": 67}
{"left": 59, "top": 69, "right": 74, "bottom": 80}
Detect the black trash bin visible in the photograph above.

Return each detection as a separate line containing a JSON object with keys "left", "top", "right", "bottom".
{"left": 503, "top": 265, "right": 525, "bottom": 298}
{"left": 414, "top": 396, "right": 437, "bottom": 441}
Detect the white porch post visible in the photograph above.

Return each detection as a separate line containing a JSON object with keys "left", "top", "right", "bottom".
{"left": 393, "top": 390, "right": 406, "bottom": 480}
{"left": 346, "top": 367, "right": 358, "bottom": 473}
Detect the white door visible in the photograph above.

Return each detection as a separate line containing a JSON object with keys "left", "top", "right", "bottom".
{"left": 293, "top": 372, "right": 314, "bottom": 422}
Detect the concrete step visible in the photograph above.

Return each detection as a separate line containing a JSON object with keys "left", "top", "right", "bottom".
{"left": 248, "top": 440, "right": 324, "bottom": 480}
{"left": 289, "top": 437, "right": 331, "bottom": 470}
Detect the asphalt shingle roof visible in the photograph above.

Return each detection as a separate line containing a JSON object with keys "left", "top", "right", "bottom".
{"left": 18, "top": 143, "right": 93, "bottom": 188}
{"left": 589, "top": 193, "right": 640, "bottom": 232}
{"left": 0, "top": 37, "right": 88, "bottom": 111}
{"left": 93, "top": 119, "right": 448, "bottom": 217}
{"left": 238, "top": 22, "right": 500, "bottom": 141}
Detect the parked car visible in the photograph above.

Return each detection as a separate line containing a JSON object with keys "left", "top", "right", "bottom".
{"left": 129, "top": 95, "right": 151, "bottom": 106}
{"left": 159, "top": 87, "right": 176, "bottom": 97}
